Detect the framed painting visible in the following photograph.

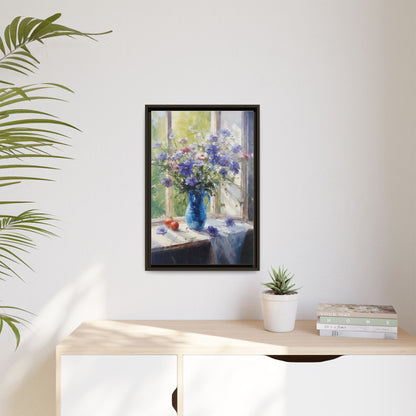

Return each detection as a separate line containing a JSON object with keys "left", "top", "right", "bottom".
{"left": 145, "top": 105, "right": 259, "bottom": 270}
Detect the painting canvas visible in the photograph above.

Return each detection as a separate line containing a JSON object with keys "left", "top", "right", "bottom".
{"left": 145, "top": 105, "right": 259, "bottom": 270}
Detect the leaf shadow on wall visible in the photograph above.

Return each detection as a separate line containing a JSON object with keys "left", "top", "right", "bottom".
{"left": 0, "top": 264, "right": 106, "bottom": 416}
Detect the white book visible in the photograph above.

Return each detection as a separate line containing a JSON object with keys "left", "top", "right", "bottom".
{"left": 319, "top": 330, "right": 397, "bottom": 339}
{"left": 316, "top": 323, "right": 398, "bottom": 333}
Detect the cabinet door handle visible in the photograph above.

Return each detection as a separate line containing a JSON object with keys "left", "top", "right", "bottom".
{"left": 267, "top": 355, "right": 342, "bottom": 363}
{"left": 172, "top": 387, "right": 178, "bottom": 413}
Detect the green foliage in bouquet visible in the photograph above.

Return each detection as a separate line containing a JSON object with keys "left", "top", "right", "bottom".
{"left": 263, "top": 266, "right": 300, "bottom": 295}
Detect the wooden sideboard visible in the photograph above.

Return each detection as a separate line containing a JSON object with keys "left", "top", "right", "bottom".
{"left": 56, "top": 320, "right": 416, "bottom": 416}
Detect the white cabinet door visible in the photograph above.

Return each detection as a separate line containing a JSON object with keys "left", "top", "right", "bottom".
{"left": 183, "top": 355, "right": 416, "bottom": 416}
{"left": 284, "top": 355, "right": 416, "bottom": 416}
{"left": 184, "top": 355, "right": 287, "bottom": 416}
{"left": 61, "top": 355, "right": 177, "bottom": 416}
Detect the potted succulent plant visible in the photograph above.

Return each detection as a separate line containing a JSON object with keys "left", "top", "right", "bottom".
{"left": 261, "top": 266, "right": 300, "bottom": 332}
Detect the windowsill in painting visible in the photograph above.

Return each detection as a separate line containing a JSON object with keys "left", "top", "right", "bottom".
{"left": 151, "top": 214, "right": 248, "bottom": 225}
{"left": 151, "top": 217, "right": 254, "bottom": 266}
{"left": 151, "top": 218, "right": 253, "bottom": 251}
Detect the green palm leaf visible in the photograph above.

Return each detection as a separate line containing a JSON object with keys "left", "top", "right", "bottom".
{"left": 0, "top": 210, "right": 56, "bottom": 280}
{"left": 0, "top": 14, "right": 111, "bottom": 83}
{"left": 0, "top": 305, "right": 33, "bottom": 348}
{"left": 0, "top": 83, "right": 75, "bottom": 175}
{"left": 0, "top": 14, "right": 110, "bottom": 348}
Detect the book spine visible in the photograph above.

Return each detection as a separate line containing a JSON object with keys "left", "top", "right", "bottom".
{"left": 319, "top": 330, "right": 398, "bottom": 339}
{"left": 316, "top": 323, "right": 398, "bottom": 333}
{"left": 317, "top": 311, "right": 397, "bottom": 319}
{"left": 319, "top": 316, "right": 398, "bottom": 327}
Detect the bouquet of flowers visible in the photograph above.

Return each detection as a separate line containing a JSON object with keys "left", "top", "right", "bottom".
{"left": 152, "top": 127, "right": 251, "bottom": 196}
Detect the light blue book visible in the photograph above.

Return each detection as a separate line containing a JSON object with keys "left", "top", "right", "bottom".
{"left": 319, "top": 316, "right": 398, "bottom": 327}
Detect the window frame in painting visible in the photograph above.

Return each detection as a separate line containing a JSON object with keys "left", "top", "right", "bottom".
{"left": 145, "top": 105, "right": 260, "bottom": 271}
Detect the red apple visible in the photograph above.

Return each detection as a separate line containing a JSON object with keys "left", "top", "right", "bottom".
{"left": 170, "top": 221, "right": 179, "bottom": 231}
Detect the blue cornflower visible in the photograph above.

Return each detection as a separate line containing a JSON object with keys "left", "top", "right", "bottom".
{"left": 207, "top": 226, "right": 219, "bottom": 237}
{"left": 168, "top": 133, "right": 176, "bottom": 140}
{"left": 152, "top": 141, "right": 162, "bottom": 149}
{"left": 156, "top": 225, "right": 168, "bottom": 235}
{"left": 172, "top": 151, "right": 183, "bottom": 160}
{"left": 219, "top": 167, "right": 228, "bottom": 176}
{"left": 205, "top": 133, "right": 218, "bottom": 142}
{"left": 161, "top": 177, "right": 173, "bottom": 187}
{"left": 179, "top": 159, "right": 193, "bottom": 176}
{"left": 231, "top": 161, "right": 240, "bottom": 175}
{"left": 219, "top": 128, "right": 231, "bottom": 138}
{"left": 225, "top": 217, "right": 235, "bottom": 227}
{"left": 209, "top": 153, "right": 220, "bottom": 165}
{"left": 206, "top": 144, "right": 219, "bottom": 155}
{"left": 158, "top": 152, "right": 168, "bottom": 161}
{"left": 218, "top": 154, "right": 232, "bottom": 167}
{"left": 231, "top": 144, "right": 242, "bottom": 153}
{"left": 185, "top": 176, "right": 198, "bottom": 186}
{"left": 193, "top": 160, "right": 204, "bottom": 167}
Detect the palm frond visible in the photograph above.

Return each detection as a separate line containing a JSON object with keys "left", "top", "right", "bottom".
{"left": 0, "top": 83, "right": 75, "bottom": 182}
{"left": 0, "top": 14, "right": 110, "bottom": 349}
{"left": 0, "top": 305, "right": 33, "bottom": 349}
{"left": 0, "top": 210, "right": 56, "bottom": 280}
{"left": 0, "top": 14, "right": 111, "bottom": 83}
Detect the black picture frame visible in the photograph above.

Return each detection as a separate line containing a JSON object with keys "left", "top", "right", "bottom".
{"left": 145, "top": 105, "right": 260, "bottom": 271}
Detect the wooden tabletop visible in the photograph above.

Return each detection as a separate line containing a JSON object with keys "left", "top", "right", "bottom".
{"left": 56, "top": 320, "right": 416, "bottom": 356}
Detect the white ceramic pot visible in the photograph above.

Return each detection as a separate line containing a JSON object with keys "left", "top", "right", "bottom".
{"left": 261, "top": 291, "right": 299, "bottom": 332}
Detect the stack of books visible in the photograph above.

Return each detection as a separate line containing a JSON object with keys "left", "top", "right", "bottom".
{"left": 317, "top": 303, "right": 398, "bottom": 339}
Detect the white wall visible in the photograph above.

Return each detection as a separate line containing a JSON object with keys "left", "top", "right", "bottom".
{"left": 0, "top": 1, "right": 415, "bottom": 415}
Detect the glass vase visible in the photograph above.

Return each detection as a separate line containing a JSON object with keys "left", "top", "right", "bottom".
{"left": 185, "top": 190, "right": 210, "bottom": 230}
